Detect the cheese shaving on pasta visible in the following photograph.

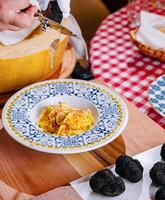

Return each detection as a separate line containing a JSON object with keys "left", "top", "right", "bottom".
{"left": 38, "top": 102, "right": 95, "bottom": 136}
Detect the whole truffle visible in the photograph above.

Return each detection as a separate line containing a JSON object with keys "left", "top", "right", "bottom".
{"left": 89, "top": 177, "right": 105, "bottom": 193}
{"left": 115, "top": 155, "right": 133, "bottom": 175}
{"left": 155, "top": 187, "right": 165, "bottom": 200}
{"left": 116, "top": 155, "right": 133, "bottom": 166}
{"left": 101, "top": 176, "right": 125, "bottom": 197}
{"left": 115, "top": 155, "right": 143, "bottom": 183}
{"left": 89, "top": 169, "right": 114, "bottom": 193}
{"left": 161, "top": 144, "right": 165, "bottom": 161}
{"left": 89, "top": 169, "right": 125, "bottom": 197}
{"left": 150, "top": 162, "right": 165, "bottom": 186}
{"left": 133, "top": 159, "right": 144, "bottom": 172}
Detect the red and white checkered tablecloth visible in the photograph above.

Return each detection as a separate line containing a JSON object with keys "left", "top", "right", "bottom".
{"left": 89, "top": 3, "right": 165, "bottom": 128}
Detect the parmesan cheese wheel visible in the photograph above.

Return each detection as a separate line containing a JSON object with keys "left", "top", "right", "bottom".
{"left": 0, "top": 25, "right": 68, "bottom": 93}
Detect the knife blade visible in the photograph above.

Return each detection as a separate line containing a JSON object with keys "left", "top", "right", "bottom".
{"left": 35, "top": 11, "right": 80, "bottom": 39}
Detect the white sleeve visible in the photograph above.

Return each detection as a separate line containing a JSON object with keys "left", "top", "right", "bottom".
{"left": 30, "top": 0, "right": 41, "bottom": 9}
{"left": 57, "top": 0, "right": 71, "bottom": 18}
{"left": 36, "top": 0, "right": 50, "bottom": 10}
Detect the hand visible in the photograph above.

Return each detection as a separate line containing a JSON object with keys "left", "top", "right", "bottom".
{"left": 0, "top": 0, "right": 37, "bottom": 31}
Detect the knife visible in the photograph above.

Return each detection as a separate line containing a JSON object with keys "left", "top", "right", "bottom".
{"left": 35, "top": 11, "right": 80, "bottom": 39}
{"left": 21, "top": 5, "right": 80, "bottom": 39}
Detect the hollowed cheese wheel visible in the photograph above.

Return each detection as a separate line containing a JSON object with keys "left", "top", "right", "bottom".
{"left": 0, "top": 26, "right": 68, "bottom": 93}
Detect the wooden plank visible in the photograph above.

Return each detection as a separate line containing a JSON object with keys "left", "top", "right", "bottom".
{"left": 64, "top": 152, "right": 104, "bottom": 177}
{"left": 0, "top": 130, "right": 80, "bottom": 195}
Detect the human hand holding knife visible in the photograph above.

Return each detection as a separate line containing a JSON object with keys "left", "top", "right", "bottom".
{"left": 21, "top": 4, "right": 80, "bottom": 39}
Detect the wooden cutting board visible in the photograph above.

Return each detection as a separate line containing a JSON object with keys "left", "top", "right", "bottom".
{"left": 0, "top": 80, "right": 164, "bottom": 197}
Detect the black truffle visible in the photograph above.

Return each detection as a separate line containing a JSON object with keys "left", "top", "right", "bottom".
{"left": 150, "top": 162, "right": 165, "bottom": 186}
{"left": 133, "top": 159, "right": 144, "bottom": 171}
{"left": 101, "top": 176, "right": 125, "bottom": 197}
{"left": 72, "top": 63, "right": 94, "bottom": 80}
{"left": 155, "top": 187, "right": 165, "bottom": 200}
{"left": 89, "top": 177, "right": 105, "bottom": 193}
{"left": 115, "top": 155, "right": 143, "bottom": 183}
{"left": 116, "top": 155, "right": 133, "bottom": 166}
{"left": 89, "top": 169, "right": 114, "bottom": 193}
{"left": 89, "top": 169, "right": 125, "bottom": 197}
{"left": 161, "top": 144, "right": 165, "bottom": 161}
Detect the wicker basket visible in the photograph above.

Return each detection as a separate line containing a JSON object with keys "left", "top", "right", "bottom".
{"left": 130, "top": 29, "right": 165, "bottom": 62}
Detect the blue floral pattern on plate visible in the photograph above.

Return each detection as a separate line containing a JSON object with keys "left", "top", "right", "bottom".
{"left": 148, "top": 75, "right": 165, "bottom": 117}
{"left": 2, "top": 80, "right": 128, "bottom": 154}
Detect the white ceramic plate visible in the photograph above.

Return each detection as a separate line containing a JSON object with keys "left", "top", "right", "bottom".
{"left": 148, "top": 75, "right": 165, "bottom": 117}
{"left": 2, "top": 79, "right": 128, "bottom": 154}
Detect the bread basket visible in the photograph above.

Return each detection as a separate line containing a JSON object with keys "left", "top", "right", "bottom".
{"left": 130, "top": 28, "right": 165, "bottom": 62}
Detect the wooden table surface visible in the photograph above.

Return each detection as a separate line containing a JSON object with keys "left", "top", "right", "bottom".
{"left": 0, "top": 80, "right": 164, "bottom": 196}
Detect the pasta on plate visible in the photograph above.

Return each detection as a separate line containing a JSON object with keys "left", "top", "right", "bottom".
{"left": 38, "top": 102, "right": 95, "bottom": 136}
